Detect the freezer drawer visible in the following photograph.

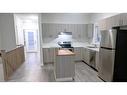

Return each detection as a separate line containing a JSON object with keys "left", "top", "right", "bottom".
{"left": 98, "top": 48, "right": 115, "bottom": 81}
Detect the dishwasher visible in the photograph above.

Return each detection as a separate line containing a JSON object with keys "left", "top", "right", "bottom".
{"left": 89, "top": 49, "right": 96, "bottom": 69}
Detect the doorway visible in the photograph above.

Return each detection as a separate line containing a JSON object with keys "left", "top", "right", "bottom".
{"left": 24, "top": 29, "right": 38, "bottom": 53}
{"left": 14, "top": 14, "right": 41, "bottom": 63}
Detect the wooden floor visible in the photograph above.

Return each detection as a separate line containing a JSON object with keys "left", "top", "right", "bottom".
{"left": 8, "top": 53, "right": 103, "bottom": 82}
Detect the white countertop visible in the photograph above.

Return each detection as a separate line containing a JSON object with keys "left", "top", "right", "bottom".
{"left": 87, "top": 47, "right": 99, "bottom": 52}
{"left": 42, "top": 42, "right": 99, "bottom": 52}
{"left": 42, "top": 43, "right": 61, "bottom": 48}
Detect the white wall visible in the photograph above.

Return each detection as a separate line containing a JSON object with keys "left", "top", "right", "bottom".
{"left": 41, "top": 13, "right": 91, "bottom": 24}
{"left": 15, "top": 18, "right": 39, "bottom": 45}
{"left": 14, "top": 14, "right": 40, "bottom": 53}
{"left": 90, "top": 13, "right": 119, "bottom": 23}
{"left": 0, "top": 13, "right": 16, "bottom": 51}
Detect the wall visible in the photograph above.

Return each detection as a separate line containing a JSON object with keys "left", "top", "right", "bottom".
{"left": 14, "top": 14, "right": 40, "bottom": 53}
{"left": 41, "top": 13, "right": 91, "bottom": 24}
{"left": 90, "top": 13, "right": 119, "bottom": 23}
{"left": 0, "top": 13, "right": 16, "bottom": 51}
{"left": 15, "top": 18, "right": 39, "bottom": 45}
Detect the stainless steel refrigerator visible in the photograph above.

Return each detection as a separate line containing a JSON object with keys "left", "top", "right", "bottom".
{"left": 98, "top": 27, "right": 127, "bottom": 82}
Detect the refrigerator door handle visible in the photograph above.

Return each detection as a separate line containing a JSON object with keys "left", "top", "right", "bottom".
{"left": 101, "top": 47, "right": 115, "bottom": 50}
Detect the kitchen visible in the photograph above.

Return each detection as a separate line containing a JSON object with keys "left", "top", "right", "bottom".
{"left": 41, "top": 13, "right": 101, "bottom": 81}
{"left": 41, "top": 13, "right": 127, "bottom": 82}
{"left": 1, "top": 1, "right": 127, "bottom": 95}
{"left": 1, "top": 13, "right": 127, "bottom": 82}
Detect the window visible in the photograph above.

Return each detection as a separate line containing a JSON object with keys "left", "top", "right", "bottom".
{"left": 92, "top": 26, "right": 101, "bottom": 44}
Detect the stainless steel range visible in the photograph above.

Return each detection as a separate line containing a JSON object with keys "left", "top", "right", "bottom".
{"left": 58, "top": 41, "right": 74, "bottom": 52}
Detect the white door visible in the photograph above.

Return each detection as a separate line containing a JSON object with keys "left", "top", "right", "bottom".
{"left": 24, "top": 29, "right": 38, "bottom": 52}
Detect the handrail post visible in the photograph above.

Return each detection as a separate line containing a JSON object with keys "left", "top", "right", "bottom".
{"left": 1, "top": 50, "right": 7, "bottom": 81}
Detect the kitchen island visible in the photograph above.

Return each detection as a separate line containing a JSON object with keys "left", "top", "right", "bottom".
{"left": 54, "top": 49, "right": 75, "bottom": 81}
{"left": 42, "top": 42, "right": 100, "bottom": 70}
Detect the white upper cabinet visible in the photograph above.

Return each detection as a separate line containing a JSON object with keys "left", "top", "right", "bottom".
{"left": 120, "top": 13, "right": 127, "bottom": 26}
{"left": 99, "top": 14, "right": 127, "bottom": 30}
{"left": 87, "top": 24, "right": 94, "bottom": 38}
{"left": 99, "top": 19, "right": 107, "bottom": 30}
{"left": 85, "top": 24, "right": 94, "bottom": 43}
{"left": 99, "top": 15, "right": 120, "bottom": 30}
{"left": 113, "top": 15, "right": 121, "bottom": 27}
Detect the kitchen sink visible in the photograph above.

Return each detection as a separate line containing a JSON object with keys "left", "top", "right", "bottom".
{"left": 87, "top": 46, "right": 97, "bottom": 48}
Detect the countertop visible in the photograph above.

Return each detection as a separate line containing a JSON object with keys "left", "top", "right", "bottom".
{"left": 57, "top": 49, "right": 75, "bottom": 56}
{"left": 87, "top": 47, "right": 99, "bottom": 52}
{"left": 42, "top": 42, "right": 89, "bottom": 48}
{"left": 42, "top": 43, "right": 61, "bottom": 48}
{"left": 42, "top": 42, "right": 99, "bottom": 52}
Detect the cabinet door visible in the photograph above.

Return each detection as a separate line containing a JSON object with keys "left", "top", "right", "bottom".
{"left": 99, "top": 14, "right": 121, "bottom": 29}
{"left": 83, "top": 48, "right": 90, "bottom": 64}
{"left": 43, "top": 48, "right": 55, "bottom": 64}
{"left": 106, "top": 17, "right": 112, "bottom": 29}
{"left": 85, "top": 49, "right": 90, "bottom": 64}
{"left": 82, "top": 48, "right": 86, "bottom": 62}
{"left": 95, "top": 51, "right": 99, "bottom": 71}
{"left": 112, "top": 15, "right": 121, "bottom": 27}
{"left": 99, "top": 19, "right": 107, "bottom": 30}
{"left": 43, "top": 48, "right": 49, "bottom": 63}
{"left": 120, "top": 13, "right": 127, "bottom": 26}
{"left": 87, "top": 24, "right": 94, "bottom": 38}
{"left": 74, "top": 47, "right": 82, "bottom": 61}
{"left": 49, "top": 48, "right": 55, "bottom": 63}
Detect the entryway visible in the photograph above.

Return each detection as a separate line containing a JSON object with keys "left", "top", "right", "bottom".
{"left": 14, "top": 13, "right": 41, "bottom": 66}
{"left": 24, "top": 29, "right": 38, "bottom": 53}
{"left": 14, "top": 14, "right": 41, "bottom": 58}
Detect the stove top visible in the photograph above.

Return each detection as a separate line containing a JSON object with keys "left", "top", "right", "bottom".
{"left": 58, "top": 42, "right": 73, "bottom": 48}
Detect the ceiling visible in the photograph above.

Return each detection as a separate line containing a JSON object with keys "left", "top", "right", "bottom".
{"left": 14, "top": 13, "right": 119, "bottom": 23}
{"left": 15, "top": 13, "right": 38, "bottom": 21}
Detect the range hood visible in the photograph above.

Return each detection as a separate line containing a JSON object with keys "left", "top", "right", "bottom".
{"left": 58, "top": 32, "right": 72, "bottom": 35}
{"left": 57, "top": 31, "right": 72, "bottom": 44}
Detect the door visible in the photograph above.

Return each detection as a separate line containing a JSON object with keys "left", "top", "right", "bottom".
{"left": 100, "top": 29, "right": 117, "bottom": 49}
{"left": 113, "top": 29, "right": 127, "bottom": 81}
{"left": 24, "top": 29, "right": 38, "bottom": 52}
{"left": 99, "top": 48, "right": 115, "bottom": 81}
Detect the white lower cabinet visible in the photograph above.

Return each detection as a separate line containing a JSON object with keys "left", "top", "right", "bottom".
{"left": 95, "top": 51, "right": 99, "bottom": 71}
{"left": 42, "top": 48, "right": 56, "bottom": 64}
{"left": 42, "top": 47, "right": 97, "bottom": 70}
{"left": 82, "top": 48, "right": 90, "bottom": 64}
{"left": 54, "top": 55, "right": 75, "bottom": 81}
{"left": 0, "top": 63, "right": 4, "bottom": 82}
{"left": 74, "top": 47, "right": 83, "bottom": 61}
